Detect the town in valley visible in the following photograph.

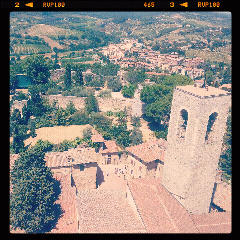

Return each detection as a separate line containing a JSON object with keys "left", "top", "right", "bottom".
{"left": 9, "top": 11, "right": 231, "bottom": 233}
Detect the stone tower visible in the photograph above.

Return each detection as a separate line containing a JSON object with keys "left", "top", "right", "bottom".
{"left": 162, "top": 84, "right": 231, "bottom": 214}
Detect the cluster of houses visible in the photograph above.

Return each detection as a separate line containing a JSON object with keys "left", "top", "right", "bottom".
{"left": 100, "top": 39, "right": 205, "bottom": 80}
{"left": 10, "top": 129, "right": 231, "bottom": 233}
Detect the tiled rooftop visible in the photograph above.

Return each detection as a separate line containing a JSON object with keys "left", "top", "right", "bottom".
{"left": 50, "top": 172, "right": 78, "bottom": 233}
{"left": 126, "top": 138, "right": 167, "bottom": 163}
{"left": 128, "top": 177, "right": 231, "bottom": 233}
{"left": 127, "top": 177, "right": 198, "bottom": 233}
{"left": 101, "top": 140, "right": 119, "bottom": 154}
{"left": 45, "top": 146, "right": 101, "bottom": 168}
{"left": 190, "top": 211, "right": 231, "bottom": 233}
{"left": 91, "top": 133, "right": 104, "bottom": 143}
{"left": 76, "top": 188, "right": 146, "bottom": 233}
{"left": 213, "top": 182, "right": 232, "bottom": 212}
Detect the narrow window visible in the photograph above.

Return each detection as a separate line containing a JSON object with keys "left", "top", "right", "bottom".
{"left": 205, "top": 112, "right": 218, "bottom": 142}
{"left": 178, "top": 109, "right": 188, "bottom": 139}
{"left": 80, "top": 164, "right": 84, "bottom": 171}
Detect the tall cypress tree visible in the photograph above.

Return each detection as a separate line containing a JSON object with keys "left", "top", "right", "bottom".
{"left": 84, "top": 93, "right": 99, "bottom": 114}
{"left": 64, "top": 64, "right": 71, "bottom": 88}
{"left": 10, "top": 148, "right": 61, "bottom": 233}
{"left": 75, "top": 65, "right": 84, "bottom": 86}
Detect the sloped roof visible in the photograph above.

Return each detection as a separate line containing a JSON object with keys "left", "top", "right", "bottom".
{"left": 190, "top": 212, "right": 231, "bottom": 233}
{"left": 76, "top": 189, "right": 146, "bottom": 233}
{"left": 126, "top": 139, "right": 167, "bottom": 163}
{"left": 91, "top": 133, "right": 104, "bottom": 143}
{"left": 127, "top": 177, "right": 198, "bottom": 233}
{"left": 45, "top": 146, "right": 100, "bottom": 168}
{"left": 101, "top": 140, "right": 119, "bottom": 154}
{"left": 10, "top": 146, "right": 101, "bottom": 170}
{"left": 50, "top": 172, "right": 78, "bottom": 233}
{"left": 128, "top": 177, "right": 231, "bottom": 233}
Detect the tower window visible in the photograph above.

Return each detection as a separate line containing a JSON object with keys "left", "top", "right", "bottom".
{"left": 178, "top": 109, "right": 188, "bottom": 139}
{"left": 205, "top": 112, "right": 218, "bottom": 142}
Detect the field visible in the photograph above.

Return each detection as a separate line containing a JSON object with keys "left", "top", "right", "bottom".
{"left": 39, "top": 36, "right": 64, "bottom": 50}
{"left": 185, "top": 49, "right": 231, "bottom": 64}
{"left": 13, "top": 44, "right": 52, "bottom": 55}
{"left": 27, "top": 24, "right": 73, "bottom": 37}
{"left": 24, "top": 124, "right": 94, "bottom": 146}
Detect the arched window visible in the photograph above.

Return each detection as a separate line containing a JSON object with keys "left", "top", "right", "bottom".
{"left": 177, "top": 109, "right": 188, "bottom": 139}
{"left": 205, "top": 112, "right": 218, "bottom": 142}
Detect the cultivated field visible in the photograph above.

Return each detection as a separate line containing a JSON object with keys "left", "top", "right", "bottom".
{"left": 24, "top": 124, "right": 95, "bottom": 146}
{"left": 27, "top": 24, "right": 73, "bottom": 37}
{"left": 13, "top": 44, "right": 52, "bottom": 54}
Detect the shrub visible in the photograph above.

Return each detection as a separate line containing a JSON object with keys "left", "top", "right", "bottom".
{"left": 98, "top": 89, "right": 112, "bottom": 98}
{"left": 69, "top": 110, "right": 89, "bottom": 125}
{"left": 82, "top": 126, "right": 93, "bottom": 140}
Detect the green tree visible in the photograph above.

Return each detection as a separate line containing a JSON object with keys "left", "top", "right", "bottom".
{"left": 69, "top": 110, "right": 89, "bottom": 125}
{"left": 27, "top": 86, "right": 47, "bottom": 117}
{"left": 34, "top": 139, "right": 54, "bottom": 153}
{"left": 23, "top": 54, "right": 50, "bottom": 85}
{"left": 10, "top": 109, "right": 28, "bottom": 153}
{"left": 64, "top": 64, "right": 72, "bottom": 88}
{"left": 84, "top": 94, "right": 99, "bottom": 114}
{"left": 82, "top": 126, "right": 93, "bottom": 140}
{"left": 131, "top": 115, "right": 141, "bottom": 128}
{"left": 125, "top": 70, "right": 147, "bottom": 84}
{"left": 205, "top": 70, "right": 214, "bottom": 86}
{"left": 130, "top": 127, "right": 143, "bottom": 146}
{"left": 65, "top": 101, "right": 77, "bottom": 116}
{"left": 10, "top": 148, "right": 62, "bottom": 233}
{"left": 10, "top": 67, "right": 19, "bottom": 92}
{"left": 122, "top": 84, "right": 136, "bottom": 98}
{"left": 111, "top": 123, "right": 131, "bottom": 148}
{"left": 89, "top": 112, "right": 112, "bottom": 132}
{"left": 141, "top": 75, "right": 193, "bottom": 123}
{"left": 74, "top": 65, "right": 84, "bottom": 86}
{"left": 84, "top": 74, "right": 93, "bottom": 86}
{"left": 107, "top": 76, "right": 122, "bottom": 92}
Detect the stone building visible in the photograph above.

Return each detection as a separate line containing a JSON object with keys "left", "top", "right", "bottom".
{"left": 162, "top": 84, "right": 231, "bottom": 214}
{"left": 91, "top": 134, "right": 121, "bottom": 165}
{"left": 44, "top": 145, "right": 102, "bottom": 191}
{"left": 125, "top": 139, "right": 166, "bottom": 180}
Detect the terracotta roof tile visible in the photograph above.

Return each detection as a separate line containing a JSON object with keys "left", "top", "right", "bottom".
{"left": 51, "top": 172, "right": 78, "bottom": 233}
{"left": 91, "top": 133, "right": 104, "bottom": 143}
{"left": 101, "top": 140, "right": 119, "bottom": 154}
{"left": 127, "top": 178, "right": 199, "bottom": 233}
{"left": 190, "top": 211, "right": 231, "bottom": 233}
{"left": 126, "top": 139, "right": 167, "bottom": 163}
{"left": 76, "top": 189, "right": 146, "bottom": 233}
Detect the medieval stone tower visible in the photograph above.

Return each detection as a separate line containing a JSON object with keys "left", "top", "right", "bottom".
{"left": 162, "top": 84, "right": 231, "bottom": 214}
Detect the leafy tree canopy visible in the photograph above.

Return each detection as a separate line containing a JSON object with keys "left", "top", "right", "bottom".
{"left": 10, "top": 147, "right": 61, "bottom": 233}
{"left": 125, "top": 70, "right": 147, "bottom": 84}
{"left": 23, "top": 54, "right": 50, "bottom": 85}
{"left": 84, "top": 94, "right": 99, "bottom": 114}
{"left": 140, "top": 75, "right": 194, "bottom": 124}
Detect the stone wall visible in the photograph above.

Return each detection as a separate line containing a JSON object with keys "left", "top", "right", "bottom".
{"left": 10, "top": 93, "right": 145, "bottom": 117}
{"left": 162, "top": 86, "right": 231, "bottom": 214}
{"left": 44, "top": 94, "right": 145, "bottom": 116}
{"left": 72, "top": 163, "right": 97, "bottom": 191}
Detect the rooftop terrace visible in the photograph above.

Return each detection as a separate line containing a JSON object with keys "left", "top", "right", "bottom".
{"left": 176, "top": 85, "right": 231, "bottom": 99}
